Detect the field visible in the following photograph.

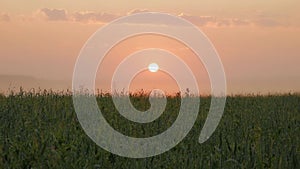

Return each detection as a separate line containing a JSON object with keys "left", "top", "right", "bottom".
{"left": 0, "top": 90, "right": 299, "bottom": 168}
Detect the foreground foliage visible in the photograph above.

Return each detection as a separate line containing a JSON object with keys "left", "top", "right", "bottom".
{"left": 0, "top": 91, "right": 299, "bottom": 168}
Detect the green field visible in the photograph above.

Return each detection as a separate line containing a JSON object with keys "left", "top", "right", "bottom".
{"left": 0, "top": 91, "right": 299, "bottom": 168}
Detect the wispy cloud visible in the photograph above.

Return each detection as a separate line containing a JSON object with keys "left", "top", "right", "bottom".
{"left": 178, "top": 13, "right": 253, "bottom": 27}
{"left": 178, "top": 13, "right": 287, "bottom": 28}
{"left": 179, "top": 13, "right": 216, "bottom": 26}
{"left": 40, "top": 8, "right": 68, "bottom": 21}
{"left": 38, "top": 8, "right": 284, "bottom": 28}
{"left": 72, "top": 11, "right": 119, "bottom": 23}
{"left": 127, "top": 9, "right": 150, "bottom": 15}
{"left": 231, "top": 18, "right": 250, "bottom": 26}
{"left": 4, "top": 8, "right": 292, "bottom": 28}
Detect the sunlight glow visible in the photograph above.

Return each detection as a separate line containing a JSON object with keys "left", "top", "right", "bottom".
{"left": 148, "top": 63, "right": 159, "bottom": 72}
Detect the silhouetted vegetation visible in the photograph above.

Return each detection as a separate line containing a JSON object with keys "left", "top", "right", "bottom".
{"left": 0, "top": 89, "right": 299, "bottom": 168}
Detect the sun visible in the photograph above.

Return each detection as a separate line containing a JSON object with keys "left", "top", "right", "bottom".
{"left": 148, "top": 63, "right": 159, "bottom": 73}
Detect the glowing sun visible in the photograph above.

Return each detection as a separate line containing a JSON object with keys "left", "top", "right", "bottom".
{"left": 148, "top": 63, "right": 159, "bottom": 73}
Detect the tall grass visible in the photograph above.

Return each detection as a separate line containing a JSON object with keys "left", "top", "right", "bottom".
{"left": 0, "top": 89, "right": 299, "bottom": 168}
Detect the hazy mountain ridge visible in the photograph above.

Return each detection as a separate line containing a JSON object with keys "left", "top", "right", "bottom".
{"left": 0, "top": 74, "right": 70, "bottom": 92}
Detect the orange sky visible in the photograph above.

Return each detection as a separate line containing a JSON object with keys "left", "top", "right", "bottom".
{"left": 0, "top": 0, "right": 300, "bottom": 94}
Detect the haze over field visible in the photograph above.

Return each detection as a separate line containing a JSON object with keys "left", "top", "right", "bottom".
{"left": 1, "top": 0, "right": 300, "bottom": 94}
{"left": 1, "top": 1, "right": 300, "bottom": 168}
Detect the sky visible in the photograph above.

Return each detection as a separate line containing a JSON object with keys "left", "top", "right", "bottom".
{"left": 0, "top": 0, "right": 300, "bottom": 94}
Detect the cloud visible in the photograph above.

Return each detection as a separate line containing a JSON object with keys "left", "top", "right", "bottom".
{"left": 178, "top": 13, "right": 252, "bottom": 27}
{"left": 179, "top": 13, "right": 216, "bottom": 26}
{"left": 231, "top": 18, "right": 250, "bottom": 26}
{"left": 35, "top": 8, "right": 288, "bottom": 28}
{"left": 6, "top": 8, "right": 289, "bottom": 28}
{"left": 0, "top": 13, "right": 10, "bottom": 22}
{"left": 72, "top": 11, "right": 119, "bottom": 23}
{"left": 178, "top": 12, "right": 287, "bottom": 28}
{"left": 128, "top": 9, "right": 150, "bottom": 15}
{"left": 216, "top": 19, "right": 231, "bottom": 27}
{"left": 40, "top": 8, "right": 68, "bottom": 21}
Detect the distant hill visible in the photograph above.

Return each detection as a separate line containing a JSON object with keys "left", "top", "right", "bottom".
{"left": 0, "top": 74, "right": 70, "bottom": 93}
